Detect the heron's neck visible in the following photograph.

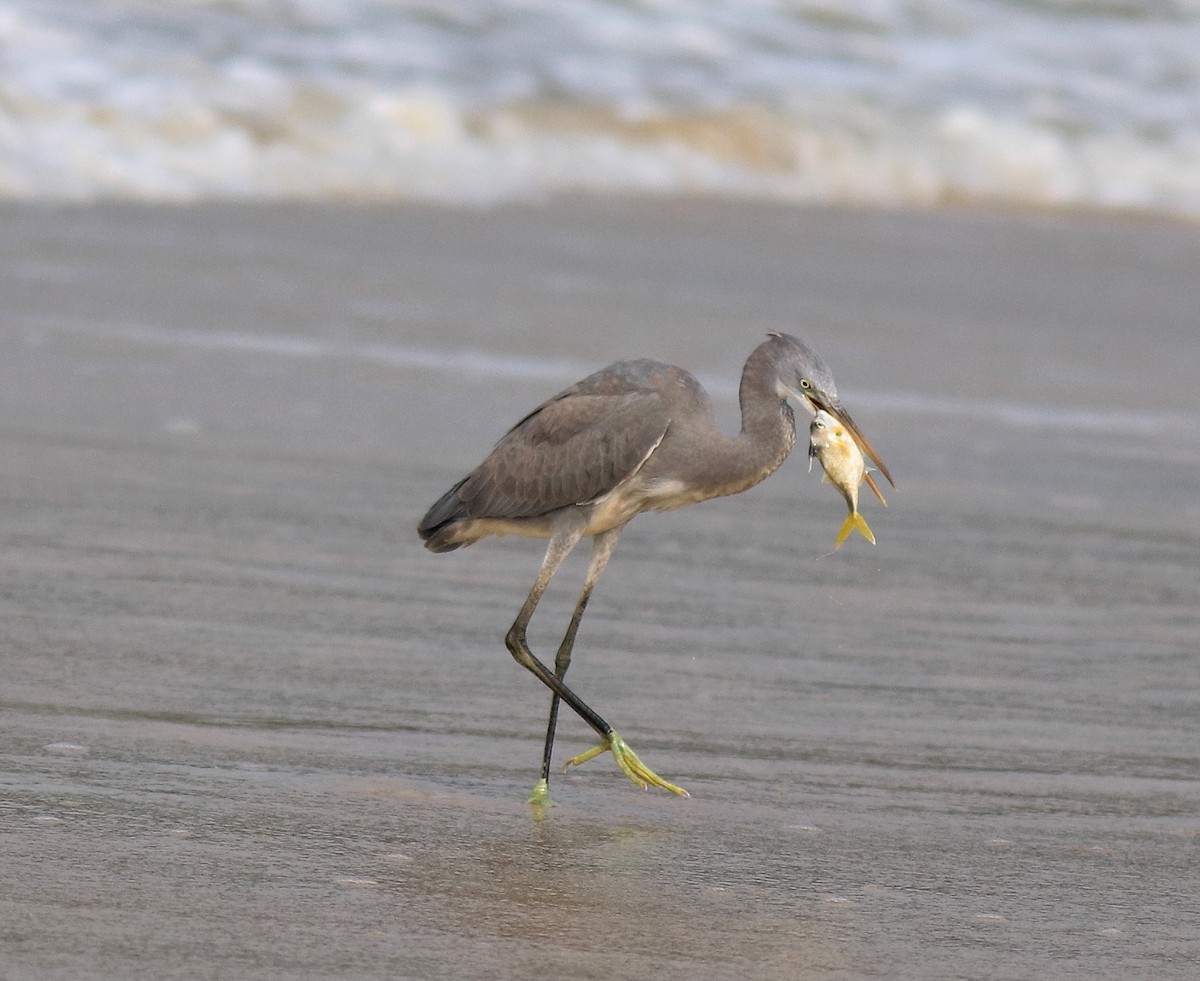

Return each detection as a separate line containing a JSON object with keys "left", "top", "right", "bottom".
{"left": 654, "top": 347, "right": 799, "bottom": 505}
{"left": 735, "top": 346, "right": 797, "bottom": 481}
{"left": 681, "top": 347, "right": 796, "bottom": 502}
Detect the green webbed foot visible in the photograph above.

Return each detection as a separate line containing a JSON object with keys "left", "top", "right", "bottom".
{"left": 526, "top": 778, "right": 557, "bottom": 808}
{"left": 563, "top": 730, "right": 690, "bottom": 797}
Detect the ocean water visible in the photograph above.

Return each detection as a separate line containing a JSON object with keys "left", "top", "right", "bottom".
{"left": 2, "top": 0, "right": 1199, "bottom": 215}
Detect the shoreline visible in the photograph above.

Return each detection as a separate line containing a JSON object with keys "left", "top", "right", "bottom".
{"left": 6, "top": 187, "right": 1200, "bottom": 225}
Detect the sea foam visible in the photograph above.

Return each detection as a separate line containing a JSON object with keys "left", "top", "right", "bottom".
{"left": 2, "top": 0, "right": 1198, "bottom": 217}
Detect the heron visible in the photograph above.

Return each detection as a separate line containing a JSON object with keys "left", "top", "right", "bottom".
{"left": 418, "top": 332, "right": 892, "bottom": 805}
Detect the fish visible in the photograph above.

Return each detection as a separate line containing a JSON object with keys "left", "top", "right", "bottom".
{"left": 808, "top": 409, "right": 887, "bottom": 548}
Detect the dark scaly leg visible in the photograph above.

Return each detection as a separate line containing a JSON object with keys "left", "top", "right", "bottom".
{"left": 506, "top": 525, "right": 687, "bottom": 804}
{"left": 530, "top": 527, "right": 621, "bottom": 806}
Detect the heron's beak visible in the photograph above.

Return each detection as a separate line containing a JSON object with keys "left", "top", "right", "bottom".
{"left": 813, "top": 398, "right": 895, "bottom": 489}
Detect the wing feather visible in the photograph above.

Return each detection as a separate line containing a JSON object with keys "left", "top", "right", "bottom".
{"left": 455, "top": 379, "right": 672, "bottom": 521}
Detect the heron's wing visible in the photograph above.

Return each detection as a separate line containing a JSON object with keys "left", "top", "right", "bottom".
{"left": 456, "top": 381, "right": 673, "bottom": 521}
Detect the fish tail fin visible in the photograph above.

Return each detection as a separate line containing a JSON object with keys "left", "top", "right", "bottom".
{"left": 835, "top": 511, "right": 876, "bottom": 549}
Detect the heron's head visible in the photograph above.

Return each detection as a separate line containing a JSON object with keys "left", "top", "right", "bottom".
{"left": 766, "top": 331, "right": 895, "bottom": 488}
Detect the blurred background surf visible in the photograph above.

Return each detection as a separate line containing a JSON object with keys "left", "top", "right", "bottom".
{"left": 2, "top": 0, "right": 1198, "bottom": 215}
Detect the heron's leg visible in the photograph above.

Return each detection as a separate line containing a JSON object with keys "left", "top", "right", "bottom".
{"left": 507, "top": 527, "right": 688, "bottom": 802}
{"left": 533, "top": 528, "right": 622, "bottom": 805}
{"left": 507, "top": 525, "right": 599, "bottom": 804}
{"left": 555, "top": 532, "right": 688, "bottom": 796}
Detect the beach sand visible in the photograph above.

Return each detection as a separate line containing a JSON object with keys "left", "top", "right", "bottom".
{"left": 2, "top": 199, "right": 1198, "bottom": 979}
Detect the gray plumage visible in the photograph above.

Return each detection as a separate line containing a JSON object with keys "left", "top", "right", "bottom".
{"left": 420, "top": 359, "right": 680, "bottom": 548}
{"left": 418, "top": 332, "right": 891, "bottom": 803}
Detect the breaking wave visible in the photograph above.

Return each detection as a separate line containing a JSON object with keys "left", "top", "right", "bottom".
{"left": 2, "top": 1, "right": 1199, "bottom": 217}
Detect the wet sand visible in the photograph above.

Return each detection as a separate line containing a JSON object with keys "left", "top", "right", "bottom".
{"left": 2, "top": 199, "right": 1199, "bottom": 979}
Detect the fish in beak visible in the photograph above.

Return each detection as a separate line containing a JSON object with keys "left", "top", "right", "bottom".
{"left": 809, "top": 409, "right": 884, "bottom": 547}
{"left": 808, "top": 397, "right": 894, "bottom": 494}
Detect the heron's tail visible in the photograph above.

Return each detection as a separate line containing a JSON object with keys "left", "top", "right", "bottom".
{"left": 418, "top": 481, "right": 471, "bottom": 553}
{"left": 834, "top": 511, "right": 875, "bottom": 549}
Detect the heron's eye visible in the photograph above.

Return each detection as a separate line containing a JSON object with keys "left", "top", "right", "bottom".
{"left": 800, "top": 378, "right": 812, "bottom": 390}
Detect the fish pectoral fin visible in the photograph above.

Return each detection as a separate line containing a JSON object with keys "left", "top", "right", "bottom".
{"left": 835, "top": 511, "right": 876, "bottom": 549}
{"left": 863, "top": 471, "right": 888, "bottom": 507}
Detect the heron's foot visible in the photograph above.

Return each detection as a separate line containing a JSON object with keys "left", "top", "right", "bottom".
{"left": 526, "top": 778, "right": 557, "bottom": 808}
{"left": 563, "top": 730, "right": 690, "bottom": 797}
